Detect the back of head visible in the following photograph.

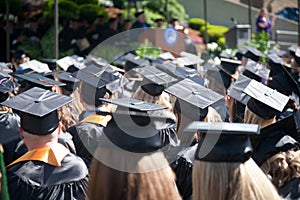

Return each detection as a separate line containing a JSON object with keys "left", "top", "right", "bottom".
{"left": 193, "top": 158, "right": 280, "bottom": 200}
{"left": 88, "top": 149, "right": 181, "bottom": 200}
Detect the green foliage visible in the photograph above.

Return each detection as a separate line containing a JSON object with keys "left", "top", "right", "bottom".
{"left": 44, "top": 0, "right": 80, "bottom": 24}
{"left": 188, "top": 18, "right": 207, "bottom": 30}
{"left": 79, "top": 4, "right": 102, "bottom": 24}
{"left": 245, "top": 31, "right": 271, "bottom": 63}
{"left": 135, "top": 39, "right": 162, "bottom": 59}
{"left": 17, "top": 39, "right": 41, "bottom": 59}
{"left": 112, "top": 0, "right": 125, "bottom": 9}
{"left": 200, "top": 25, "right": 229, "bottom": 43}
{"left": 146, "top": 0, "right": 188, "bottom": 22}
{"left": 0, "top": 0, "right": 22, "bottom": 15}
{"left": 144, "top": 8, "right": 166, "bottom": 27}
{"left": 73, "top": 0, "right": 98, "bottom": 5}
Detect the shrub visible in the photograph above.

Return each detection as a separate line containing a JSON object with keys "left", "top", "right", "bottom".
{"left": 79, "top": 4, "right": 101, "bottom": 24}
{"left": 200, "top": 25, "right": 229, "bottom": 43}
{"left": 188, "top": 18, "right": 207, "bottom": 30}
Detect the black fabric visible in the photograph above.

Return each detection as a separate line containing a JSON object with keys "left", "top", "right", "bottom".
{"left": 0, "top": 112, "right": 20, "bottom": 144}
{"left": 170, "top": 143, "right": 197, "bottom": 200}
{"left": 67, "top": 121, "right": 106, "bottom": 167}
{"left": 278, "top": 178, "right": 300, "bottom": 199}
{"left": 7, "top": 153, "right": 88, "bottom": 200}
{"left": 102, "top": 109, "right": 178, "bottom": 153}
{"left": 247, "top": 97, "right": 278, "bottom": 120}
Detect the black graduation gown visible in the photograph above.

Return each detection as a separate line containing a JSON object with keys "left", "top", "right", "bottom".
{"left": 67, "top": 113, "right": 109, "bottom": 167}
{"left": 278, "top": 178, "right": 300, "bottom": 200}
{"left": 7, "top": 149, "right": 88, "bottom": 200}
{"left": 170, "top": 143, "right": 198, "bottom": 200}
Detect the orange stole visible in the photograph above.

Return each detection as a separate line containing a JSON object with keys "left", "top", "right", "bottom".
{"left": 7, "top": 143, "right": 70, "bottom": 168}
{"left": 80, "top": 113, "right": 111, "bottom": 127}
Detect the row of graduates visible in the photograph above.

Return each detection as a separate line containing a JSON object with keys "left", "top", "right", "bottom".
{"left": 0, "top": 44, "right": 300, "bottom": 200}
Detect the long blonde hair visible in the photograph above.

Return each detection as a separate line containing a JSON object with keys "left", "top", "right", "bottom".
{"left": 193, "top": 158, "right": 280, "bottom": 200}
{"left": 88, "top": 149, "right": 182, "bottom": 200}
{"left": 261, "top": 150, "right": 300, "bottom": 188}
{"left": 244, "top": 106, "right": 274, "bottom": 128}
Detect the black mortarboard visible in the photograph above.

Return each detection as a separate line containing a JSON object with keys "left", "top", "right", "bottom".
{"left": 243, "top": 46, "right": 265, "bottom": 62}
{"left": 99, "top": 97, "right": 176, "bottom": 154}
{"left": 267, "top": 53, "right": 286, "bottom": 77}
{"left": 156, "top": 62, "right": 205, "bottom": 86}
{"left": 244, "top": 79, "right": 289, "bottom": 119}
{"left": 228, "top": 75, "right": 251, "bottom": 105}
{"left": 157, "top": 52, "right": 176, "bottom": 61}
{"left": 0, "top": 75, "right": 20, "bottom": 102}
{"left": 217, "top": 58, "right": 241, "bottom": 89}
{"left": 124, "top": 53, "right": 150, "bottom": 71}
{"left": 175, "top": 52, "right": 204, "bottom": 68}
{"left": 0, "top": 63, "right": 12, "bottom": 77}
{"left": 133, "top": 66, "right": 177, "bottom": 96}
{"left": 56, "top": 71, "right": 80, "bottom": 92}
{"left": 252, "top": 111, "right": 300, "bottom": 165}
{"left": 100, "top": 97, "right": 167, "bottom": 112}
{"left": 165, "top": 78, "right": 223, "bottom": 120}
{"left": 135, "top": 10, "right": 145, "bottom": 18}
{"left": 185, "top": 122, "right": 260, "bottom": 162}
{"left": 56, "top": 55, "right": 85, "bottom": 72}
{"left": 40, "top": 58, "right": 57, "bottom": 70}
{"left": 267, "top": 61, "right": 300, "bottom": 97}
{"left": 19, "top": 60, "right": 51, "bottom": 73}
{"left": 1, "top": 87, "right": 73, "bottom": 135}
{"left": 288, "top": 44, "right": 297, "bottom": 58}
{"left": 269, "top": 48, "right": 287, "bottom": 58}
{"left": 200, "top": 52, "right": 212, "bottom": 62}
{"left": 13, "top": 72, "right": 65, "bottom": 90}
{"left": 13, "top": 50, "right": 27, "bottom": 59}
{"left": 243, "top": 60, "right": 270, "bottom": 83}
{"left": 294, "top": 47, "right": 300, "bottom": 66}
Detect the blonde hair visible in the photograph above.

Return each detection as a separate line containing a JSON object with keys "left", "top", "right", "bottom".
{"left": 132, "top": 87, "right": 173, "bottom": 111}
{"left": 88, "top": 149, "right": 181, "bottom": 200}
{"left": 261, "top": 150, "right": 300, "bottom": 188}
{"left": 243, "top": 106, "right": 274, "bottom": 128}
{"left": 193, "top": 158, "right": 280, "bottom": 200}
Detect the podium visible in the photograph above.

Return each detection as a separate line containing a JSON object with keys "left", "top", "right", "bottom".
{"left": 224, "top": 24, "right": 251, "bottom": 49}
{"left": 138, "top": 28, "right": 187, "bottom": 55}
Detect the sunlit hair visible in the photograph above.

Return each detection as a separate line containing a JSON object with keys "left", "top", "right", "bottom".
{"left": 261, "top": 150, "right": 300, "bottom": 188}
{"left": 88, "top": 149, "right": 181, "bottom": 200}
{"left": 132, "top": 86, "right": 173, "bottom": 111}
{"left": 243, "top": 106, "right": 274, "bottom": 128}
{"left": 193, "top": 158, "right": 280, "bottom": 200}
{"left": 205, "top": 107, "right": 223, "bottom": 123}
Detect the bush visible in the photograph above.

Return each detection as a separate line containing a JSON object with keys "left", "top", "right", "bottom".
{"left": 200, "top": 25, "right": 229, "bottom": 43}
{"left": 73, "top": 0, "right": 98, "bottom": 5}
{"left": 0, "top": 0, "right": 21, "bottom": 15}
{"left": 188, "top": 18, "right": 207, "bottom": 30}
{"left": 79, "top": 4, "right": 101, "bottom": 24}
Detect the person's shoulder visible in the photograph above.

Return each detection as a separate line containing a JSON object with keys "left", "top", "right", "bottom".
{"left": 278, "top": 177, "right": 300, "bottom": 199}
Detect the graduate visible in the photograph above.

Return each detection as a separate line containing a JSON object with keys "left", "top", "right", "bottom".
{"left": 1, "top": 87, "right": 88, "bottom": 200}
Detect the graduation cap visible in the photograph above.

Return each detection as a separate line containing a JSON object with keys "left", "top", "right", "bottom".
{"left": 18, "top": 60, "right": 50, "bottom": 73}
{"left": 135, "top": 10, "right": 145, "bottom": 18}
{"left": 124, "top": 53, "right": 150, "bottom": 71}
{"left": 252, "top": 111, "right": 300, "bottom": 165}
{"left": 244, "top": 79, "right": 290, "bottom": 119}
{"left": 174, "top": 52, "right": 204, "bottom": 68}
{"left": 185, "top": 122, "right": 260, "bottom": 162}
{"left": 40, "top": 58, "right": 57, "bottom": 70}
{"left": 13, "top": 72, "right": 65, "bottom": 90}
{"left": 267, "top": 53, "right": 286, "bottom": 77}
{"left": 228, "top": 75, "right": 251, "bottom": 105}
{"left": 269, "top": 48, "right": 287, "bottom": 58}
{"left": 165, "top": 78, "right": 223, "bottom": 120}
{"left": 0, "top": 76, "right": 20, "bottom": 102}
{"left": 56, "top": 55, "right": 85, "bottom": 72}
{"left": 133, "top": 66, "right": 177, "bottom": 96}
{"left": 154, "top": 52, "right": 176, "bottom": 64}
{"left": 243, "top": 60, "right": 270, "bottom": 83}
{"left": 99, "top": 97, "right": 175, "bottom": 153}
{"left": 288, "top": 44, "right": 297, "bottom": 58}
{"left": 200, "top": 52, "right": 212, "bottom": 62}
{"left": 55, "top": 71, "right": 80, "bottom": 92}
{"left": 0, "top": 63, "right": 13, "bottom": 78}
{"left": 1, "top": 87, "right": 73, "bottom": 135}
{"left": 294, "top": 47, "right": 300, "bottom": 66}
{"left": 243, "top": 46, "right": 265, "bottom": 62}
{"left": 267, "top": 59, "right": 300, "bottom": 97}
{"left": 217, "top": 58, "right": 241, "bottom": 89}
{"left": 156, "top": 62, "right": 205, "bottom": 86}
{"left": 12, "top": 50, "right": 27, "bottom": 59}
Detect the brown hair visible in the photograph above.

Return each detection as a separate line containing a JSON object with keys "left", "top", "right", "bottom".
{"left": 244, "top": 106, "right": 274, "bottom": 128}
{"left": 88, "top": 149, "right": 182, "bottom": 200}
{"left": 193, "top": 158, "right": 280, "bottom": 200}
{"left": 261, "top": 150, "right": 300, "bottom": 188}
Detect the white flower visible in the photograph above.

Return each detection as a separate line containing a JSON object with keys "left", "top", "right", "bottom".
{"left": 207, "top": 42, "right": 218, "bottom": 52}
